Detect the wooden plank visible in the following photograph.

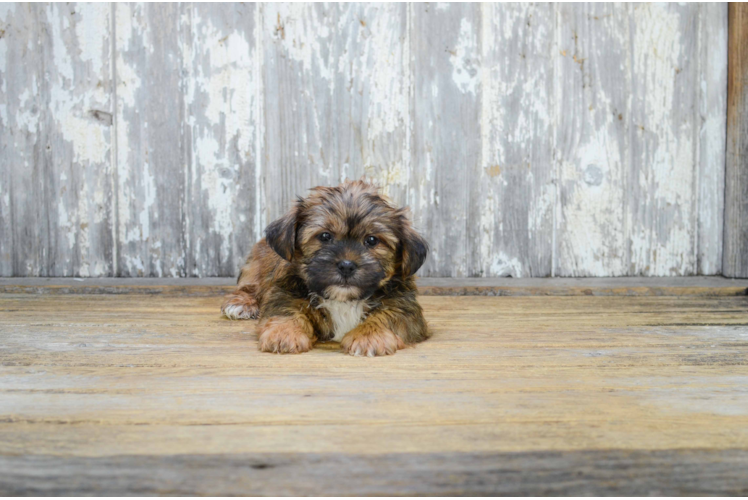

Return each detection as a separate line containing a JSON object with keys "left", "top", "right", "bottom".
{"left": 628, "top": 4, "right": 700, "bottom": 276}
{"left": 183, "top": 3, "right": 258, "bottom": 277}
{"left": 114, "top": 3, "right": 187, "bottom": 277}
{"left": 0, "top": 277, "right": 747, "bottom": 297}
{"left": 0, "top": 292, "right": 747, "bottom": 494}
{"left": 556, "top": 4, "right": 630, "bottom": 277}
{"left": 42, "top": 4, "right": 115, "bottom": 278}
{"left": 697, "top": 4, "right": 727, "bottom": 275}
{"left": 2, "top": 450, "right": 747, "bottom": 496}
{"left": 474, "top": 3, "right": 554, "bottom": 278}
{"left": 0, "top": 4, "right": 44, "bottom": 276}
{"left": 0, "top": 3, "right": 8, "bottom": 276}
{"left": 0, "top": 4, "right": 114, "bottom": 277}
{"left": 411, "top": 3, "right": 481, "bottom": 277}
{"left": 725, "top": 3, "right": 748, "bottom": 277}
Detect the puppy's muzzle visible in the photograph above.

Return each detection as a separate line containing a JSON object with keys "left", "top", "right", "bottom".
{"left": 337, "top": 260, "right": 358, "bottom": 279}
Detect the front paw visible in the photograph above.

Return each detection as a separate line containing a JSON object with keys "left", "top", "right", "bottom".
{"left": 221, "top": 291, "right": 260, "bottom": 320}
{"left": 257, "top": 317, "right": 315, "bottom": 354}
{"left": 340, "top": 325, "right": 405, "bottom": 357}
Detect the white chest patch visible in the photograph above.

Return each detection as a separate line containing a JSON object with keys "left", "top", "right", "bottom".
{"left": 317, "top": 299, "right": 365, "bottom": 341}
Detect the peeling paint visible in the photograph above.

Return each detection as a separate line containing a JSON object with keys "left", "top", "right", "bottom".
{"left": 271, "top": 4, "right": 333, "bottom": 81}
{"left": 14, "top": 88, "right": 39, "bottom": 133}
{"left": 488, "top": 251, "right": 525, "bottom": 277}
{"left": 449, "top": 18, "right": 480, "bottom": 95}
{"left": 0, "top": 6, "right": 10, "bottom": 74}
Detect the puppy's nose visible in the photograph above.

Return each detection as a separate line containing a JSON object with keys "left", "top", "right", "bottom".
{"left": 337, "top": 260, "right": 358, "bottom": 278}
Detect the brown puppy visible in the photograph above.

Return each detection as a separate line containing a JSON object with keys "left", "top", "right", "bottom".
{"left": 221, "top": 180, "right": 430, "bottom": 356}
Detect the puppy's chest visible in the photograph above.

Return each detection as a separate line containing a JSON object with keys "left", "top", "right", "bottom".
{"left": 317, "top": 299, "right": 365, "bottom": 341}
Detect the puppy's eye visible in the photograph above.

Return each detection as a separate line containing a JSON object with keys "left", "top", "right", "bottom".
{"left": 319, "top": 232, "right": 333, "bottom": 243}
{"left": 364, "top": 235, "right": 379, "bottom": 248}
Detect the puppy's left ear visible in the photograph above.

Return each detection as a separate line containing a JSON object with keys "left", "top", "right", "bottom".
{"left": 265, "top": 199, "right": 303, "bottom": 261}
{"left": 398, "top": 210, "right": 429, "bottom": 276}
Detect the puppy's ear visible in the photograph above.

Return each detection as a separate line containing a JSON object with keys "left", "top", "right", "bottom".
{"left": 398, "top": 210, "right": 429, "bottom": 276}
{"left": 265, "top": 200, "right": 302, "bottom": 261}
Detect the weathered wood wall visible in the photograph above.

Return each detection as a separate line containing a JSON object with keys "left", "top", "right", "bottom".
{"left": 0, "top": 3, "right": 729, "bottom": 278}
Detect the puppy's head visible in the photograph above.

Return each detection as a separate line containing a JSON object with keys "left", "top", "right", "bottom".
{"left": 265, "top": 180, "right": 428, "bottom": 301}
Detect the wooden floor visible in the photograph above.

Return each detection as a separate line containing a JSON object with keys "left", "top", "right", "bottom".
{"left": 1, "top": 280, "right": 748, "bottom": 495}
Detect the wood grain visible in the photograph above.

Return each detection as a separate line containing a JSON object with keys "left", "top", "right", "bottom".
{"left": 725, "top": 3, "right": 748, "bottom": 277}
{"left": 0, "top": 289, "right": 747, "bottom": 494}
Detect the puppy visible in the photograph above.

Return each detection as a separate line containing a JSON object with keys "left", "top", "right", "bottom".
{"left": 221, "top": 180, "right": 430, "bottom": 356}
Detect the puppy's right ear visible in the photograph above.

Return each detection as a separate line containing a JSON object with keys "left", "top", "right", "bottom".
{"left": 397, "top": 208, "right": 429, "bottom": 276}
{"left": 265, "top": 200, "right": 302, "bottom": 261}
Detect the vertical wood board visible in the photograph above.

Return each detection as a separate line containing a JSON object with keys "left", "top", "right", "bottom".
{"left": 411, "top": 3, "right": 481, "bottom": 277}
{"left": 555, "top": 4, "right": 630, "bottom": 277}
{"left": 184, "top": 3, "right": 258, "bottom": 277}
{"left": 0, "top": 3, "right": 114, "bottom": 277}
{"left": 115, "top": 3, "right": 187, "bottom": 277}
{"left": 475, "top": 2, "right": 555, "bottom": 278}
{"left": 0, "top": 4, "right": 44, "bottom": 276}
{"left": 698, "top": 3, "right": 727, "bottom": 276}
{"left": 627, "top": 4, "right": 699, "bottom": 276}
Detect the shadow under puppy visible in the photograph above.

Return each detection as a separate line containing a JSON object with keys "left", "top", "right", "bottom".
{"left": 221, "top": 180, "right": 430, "bottom": 356}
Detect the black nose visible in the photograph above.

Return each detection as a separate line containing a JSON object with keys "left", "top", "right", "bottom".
{"left": 337, "top": 260, "right": 358, "bottom": 278}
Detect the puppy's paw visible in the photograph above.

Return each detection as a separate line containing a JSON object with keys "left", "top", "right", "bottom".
{"left": 340, "top": 325, "right": 405, "bottom": 357}
{"left": 257, "top": 317, "right": 315, "bottom": 354}
{"left": 221, "top": 291, "right": 260, "bottom": 320}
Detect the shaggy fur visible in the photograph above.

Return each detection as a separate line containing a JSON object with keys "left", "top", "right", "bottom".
{"left": 221, "top": 180, "right": 430, "bottom": 356}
